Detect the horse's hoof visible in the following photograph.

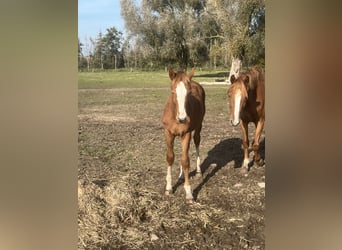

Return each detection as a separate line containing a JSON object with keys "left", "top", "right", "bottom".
{"left": 165, "top": 190, "right": 172, "bottom": 196}
{"left": 241, "top": 167, "right": 249, "bottom": 175}
{"left": 243, "top": 159, "right": 250, "bottom": 168}
{"left": 195, "top": 172, "right": 202, "bottom": 179}
{"left": 256, "top": 158, "right": 265, "bottom": 166}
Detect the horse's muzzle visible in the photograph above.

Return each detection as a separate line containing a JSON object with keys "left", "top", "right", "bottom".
{"left": 230, "top": 119, "right": 240, "bottom": 126}
{"left": 178, "top": 118, "right": 187, "bottom": 124}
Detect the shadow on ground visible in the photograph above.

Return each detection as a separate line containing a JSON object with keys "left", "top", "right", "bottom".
{"left": 193, "top": 138, "right": 242, "bottom": 200}
{"left": 172, "top": 136, "right": 265, "bottom": 200}
{"left": 172, "top": 138, "right": 241, "bottom": 196}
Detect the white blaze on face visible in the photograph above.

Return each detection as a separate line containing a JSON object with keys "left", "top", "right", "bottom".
{"left": 176, "top": 81, "right": 187, "bottom": 120}
{"left": 233, "top": 89, "right": 242, "bottom": 126}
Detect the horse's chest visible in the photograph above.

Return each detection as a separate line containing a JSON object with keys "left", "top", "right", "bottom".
{"left": 173, "top": 123, "right": 192, "bottom": 136}
{"left": 162, "top": 119, "right": 192, "bottom": 136}
{"left": 242, "top": 103, "right": 260, "bottom": 122}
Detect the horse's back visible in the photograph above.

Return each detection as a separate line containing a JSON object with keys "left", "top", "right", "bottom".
{"left": 189, "top": 80, "right": 205, "bottom": 114}
{"left": 251, "top": 67, "right": 265, "bottom": 100}
{"left": 251, "top": 68, "right": 265, "bottom": 120}
{"left": 238, "top": 67, "right": 265, "bottom": 123}
{"left": 190, "top": 80, "right": 205, "bottom": 105}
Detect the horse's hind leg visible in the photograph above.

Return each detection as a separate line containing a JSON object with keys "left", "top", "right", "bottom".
{"left": 253, "top": 119, "right": 265, "bottom": 166}
{"left": 193, "top": 126, "right": 202, "bottom": 177}
{"left": 164, "top": 129, "right": 175, "bottom": 195}
{"left": 178, "top": 164, "right": 184, "bottom": 180}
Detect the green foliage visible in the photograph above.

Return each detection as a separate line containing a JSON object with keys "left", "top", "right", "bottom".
{"left": 78, "top": 28, "right": 124, "bottom": 71}
{"left": 79, "top": 0, "right": 265, "bottom": 71}
{"left": 102, "top": 28, "right": 124, "bottom": 69}
{"left": 120, "top": 0, "right": 209, "bottom": 69}
{"left": 119, "top": 0, "right": 264, "bottom": 69}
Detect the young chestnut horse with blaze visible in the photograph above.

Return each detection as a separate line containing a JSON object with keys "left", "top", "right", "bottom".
{"left": 162, "top": 68, "right": 205, "bottom": 203}
{"left": 227, "top": 67, "right": 265, "bottom": 171}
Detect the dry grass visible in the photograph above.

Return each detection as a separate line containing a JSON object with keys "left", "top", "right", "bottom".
{"left": 78, "top": 174, "right": 265, "bottom": 249}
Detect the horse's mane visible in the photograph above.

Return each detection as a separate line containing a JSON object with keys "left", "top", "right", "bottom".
{"left": 238, "top": 67, "right": 264, "bottom": 91}
{"left": 171, "top": 70, "right": 189, "bottom": 83}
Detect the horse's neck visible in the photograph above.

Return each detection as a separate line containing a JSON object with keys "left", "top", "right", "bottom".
{"left": 247, "top": 81, "right": 264, "bottom": 103}
{"left": 168, "top": 96, "right": 180, "bottom": 116}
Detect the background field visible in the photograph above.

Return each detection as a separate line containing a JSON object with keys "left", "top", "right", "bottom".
{"left": 78, "top": 70, "right": 265, "bottom": 249}
{"left": 78, "top": 69, "right": 229, "bottom": 89}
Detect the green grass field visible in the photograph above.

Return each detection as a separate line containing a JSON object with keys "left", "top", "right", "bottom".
{"left": 78, "top": 69, "right": 229, "bottom": 89}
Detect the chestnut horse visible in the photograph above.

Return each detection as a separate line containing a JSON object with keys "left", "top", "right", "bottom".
{"left": 227, "top": 67, "right": 265, "bottom": 171}
{"left": 162, "top": 68, "right": 205, "bottom": 203}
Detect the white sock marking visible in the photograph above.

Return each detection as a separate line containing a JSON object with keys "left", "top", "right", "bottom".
{"left": 233, "top": 91, "right": 241, "bottom": 125}
{"left": 178, "top": 165, "right": 184, "bottom": 179}
{"left": 184, "top": 184, "right": 193, "bottom": 200}
{"left": 243, "top": 158, "right": 249, "bottom": 167}
{"left": 166, "top": 166, "right": 172, "bottom": 191}
{"left": 196, "top": 147, "right": 201, "bottom": 173}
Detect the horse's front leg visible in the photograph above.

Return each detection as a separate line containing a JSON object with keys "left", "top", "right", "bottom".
{"left": 164, "top": 129, "right": 175, "bottom": 195}
{"left": 180, "top": 132, "right": 193, "bottom": 203}
{"left": 253, "top": 119, "right": 265, "bottom": 166}
{"left": 240, "top": 120, "right": 250, "bottom": 170}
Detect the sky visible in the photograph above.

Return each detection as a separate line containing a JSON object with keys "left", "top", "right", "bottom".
{"left": 78, "top": 0, "right": 125, "bottom": 43}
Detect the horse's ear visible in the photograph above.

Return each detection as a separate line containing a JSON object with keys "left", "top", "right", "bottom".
{"left": 188, "top": 68, "right": 195, "bottom": 80}
{"left": 230, "top": 74, "right": 236, "bottom": 84}
{"left": 169, "top": 68, "right": 176, "bottom": 80}
{"left": 243, "top": 75, "right": 250, "bottom": 85}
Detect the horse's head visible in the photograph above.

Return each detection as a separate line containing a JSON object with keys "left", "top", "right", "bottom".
{"left": 227, "top": 73, "right": 249, "bottom": 126}
{"left": 169, "top": 68, "right": 194, "bottom": 123}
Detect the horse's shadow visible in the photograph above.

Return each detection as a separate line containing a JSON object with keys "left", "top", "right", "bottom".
{"left": 172, "top": 137, "right": 265, "bottom": 200}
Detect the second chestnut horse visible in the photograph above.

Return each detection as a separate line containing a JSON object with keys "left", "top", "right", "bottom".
{"left": 227, "top": 67, "right": 265, "bottom": 171}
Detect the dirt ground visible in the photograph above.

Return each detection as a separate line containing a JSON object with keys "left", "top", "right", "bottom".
{"left": 78, "top": 86, "right": 265, "bottom": 249}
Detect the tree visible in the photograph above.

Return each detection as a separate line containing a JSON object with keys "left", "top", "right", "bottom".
{"left": 78, "top": 38, "right": 83, "bottom": 66}
{"left": 120, "top": 0, "right": 265, "bottom": 70}
{"left": 245, "top": 4, "right": 265, "bottom": 66}
{"left": 121, "top": 0, "right": 207, "bottom": 69}
{"left": 211, "top": 0, "right": 265, "bottom": 67}
{"left": 102, "top": 27, "right": 124, "bottom": 69}
{"left": 88, "top": 28, "right": 124, "bottom": 70}
{"left": 78, "top": 38, "right": 89, "bottom": 70}
{"left": 92, "top": 32, "right": 105, "bottom": 69}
